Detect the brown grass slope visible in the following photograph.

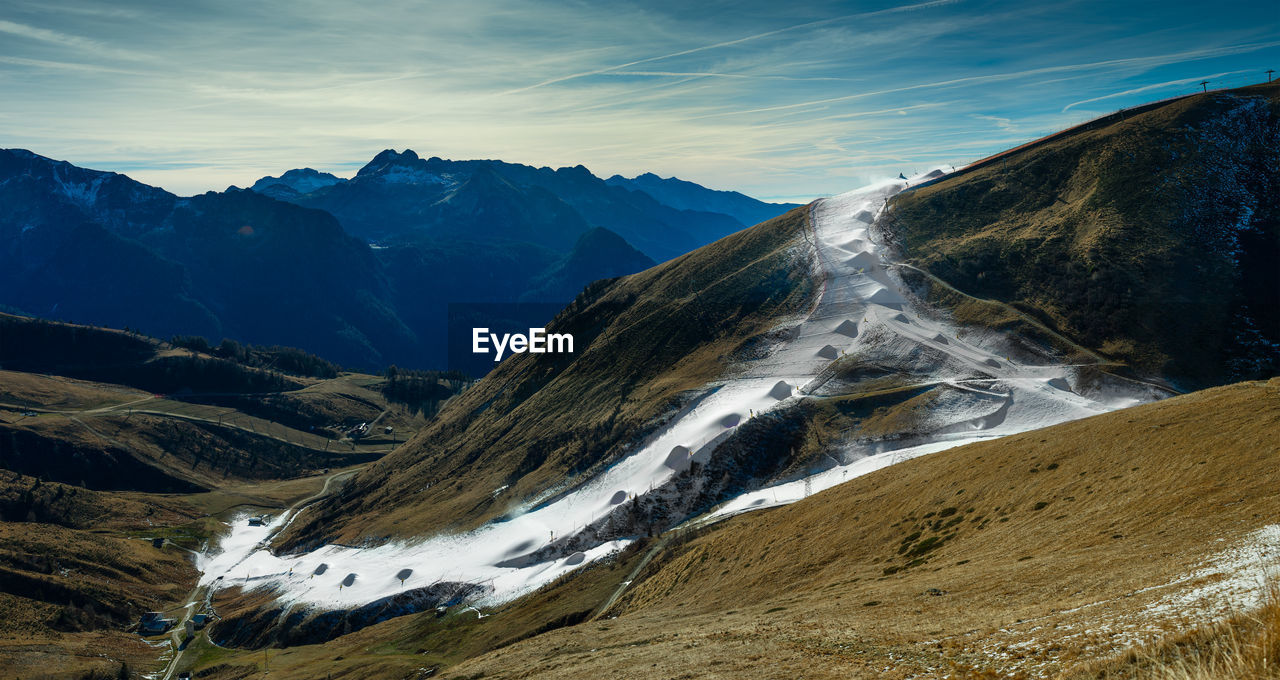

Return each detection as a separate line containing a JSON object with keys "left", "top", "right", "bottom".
{"left": 0, "top": 404, "right": 382, "bottom": 493}
{"left": 0, "top": 471, "right": 200, "bottom": 678}
{"left": 888, "top": 82, "right": 1280, "bottom": 388}
{"left": 278, "top": 206, "right": 816, "bottom": 549}
{"left": 0, "top": 370, "right": 149, "bottom": 411}
{"left": 438, "top": 378, "right": 1280, "bottom": 679}
{"left": 0, "top": 312, "right": 306, "bottom": 394}
{"left": 0, "top": 363, "right": 427, "bottom": 495}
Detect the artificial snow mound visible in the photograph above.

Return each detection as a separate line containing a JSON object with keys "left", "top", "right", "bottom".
{"left": 834, "top": 320, "right": 859, "bottom": 338}
{"left": 664, "top": 446, "right": 691, "bottom": 470}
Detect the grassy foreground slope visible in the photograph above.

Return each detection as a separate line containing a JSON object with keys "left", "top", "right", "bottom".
{"left": 432, "top": 378, "right": 1280, "bottom": 679}
{"left": 889, "top": 83, "right": 1279, "bottom": 387}
{"left": 279, "top": 206, "right": 816, "bottom": 549}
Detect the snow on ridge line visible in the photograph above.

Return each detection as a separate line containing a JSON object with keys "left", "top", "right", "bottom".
{"left": 197, "top": 169, "right": 1161, "bottom": 612}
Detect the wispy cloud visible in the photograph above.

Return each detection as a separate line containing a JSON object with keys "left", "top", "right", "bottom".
{"left": 683, "top": 40, "right": 1280, "bottom": 120}
{"left": 602, "top": 71, "right": 859, "bottom": 82}
{"left": 495, "top": 0, "right": 963, "bottom": 96}
{"left": 972, "top": 114, "right": 1016, "bottom": 131}
{"left": 0, "top": 55, "right": 143, "bottom": 74}
{"left": 0, "top": 18, "right": 142, "bottom": 60}
{"left": 1, "top": 0, "right": 1277, "bottom": 201}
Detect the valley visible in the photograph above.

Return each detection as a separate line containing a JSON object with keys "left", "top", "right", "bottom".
{"left": 0, "top": 318, "right": 461, "bottom": 678}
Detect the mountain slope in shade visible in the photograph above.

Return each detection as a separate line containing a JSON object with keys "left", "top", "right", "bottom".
{"left": 606, "top": 171, "right": 802, "bottom": 229}
{"left": 521, "top": 227, "right": 657, "bottom": 302}
{"left": 0, "top": 149, "right": 416, "bottom": 368}
{"left": 423, "top": 164, "right": 589, "bottom": 251}
{"left": 250, "top": 167, "right": 342, "bottom": 197}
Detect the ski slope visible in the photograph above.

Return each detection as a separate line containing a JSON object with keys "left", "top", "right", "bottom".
{"left": 198, "top": 171, "right": 1164, "bottom": 613}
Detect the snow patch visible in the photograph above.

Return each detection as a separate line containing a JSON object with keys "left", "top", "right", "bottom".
{"left": 1145, "top": 525, "right": 1280, "bottom": 618}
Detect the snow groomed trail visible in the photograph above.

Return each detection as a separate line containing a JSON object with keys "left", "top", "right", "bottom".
{"left": 197, "top": 172, "right": 1164, "bottom": 615}
{"left": 709, "top": 175, "right": 1164, "bottom": 517}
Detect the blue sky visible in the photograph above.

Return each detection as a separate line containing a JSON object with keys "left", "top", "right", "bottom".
{"left": 1, "top": 0, "right": 1277, "bottom": 202}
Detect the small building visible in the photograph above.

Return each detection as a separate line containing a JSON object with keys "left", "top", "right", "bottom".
{"left": 151, "top": 537, "right": 165, "bottom": 548}
{"left": 191, "top": 613, "right": 210, "bottom": 629}
{"left": 138, "top": 612, "right": 175, "bottom": 635}
{"left": 248, "top": 516, "right": 265, "bottom": 527}
{"left": 384, "top": 425, "right": 393, "bottom": 435}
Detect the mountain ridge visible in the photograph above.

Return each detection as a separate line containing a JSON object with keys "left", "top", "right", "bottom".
{"left": 254, "top": 149, "right": 792, "bottom": 262}
{"left": 606, "top": 171, "right": 802, "bottom": 228}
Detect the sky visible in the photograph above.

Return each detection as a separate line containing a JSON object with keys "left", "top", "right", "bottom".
{"left": 1, "top": 0, "right": 1277, "bottom": 203}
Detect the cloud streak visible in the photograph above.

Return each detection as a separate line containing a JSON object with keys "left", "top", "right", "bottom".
{"left": 0, "top": 18, "right": 142, "bottom": 61}
{"left": 0, "top": 0, "right": 1276, "bottom": 202}
{"left": 495, "top": 0, "right": 962, "bottom": 96}
{"left": 1062, "top": 69, "right": 1252, "bottom": 110}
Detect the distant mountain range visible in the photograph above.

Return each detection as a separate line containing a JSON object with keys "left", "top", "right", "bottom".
{"left": 0, "top": 148, "right": 798, "bottom": 370}
{"left": 251, "top": 149, "right": 800, "bottom": 263}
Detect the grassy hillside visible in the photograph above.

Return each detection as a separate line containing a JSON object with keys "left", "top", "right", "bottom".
{"left": 1062, "top": 587, "right": 1280, "bottom": 680}
{"left": 888, "top": 83, "right": 1280, "bottom": 388}
{"left": 426, "top": 378, "right": 1280, "bottom": 679}
{"left": 278, "top": 205, "right": 817, "bottom": 549}
{"left": 0, "top": 412, "right": 378, "bottom": 492}
{"left": 0, "top": 471, "right": 201, "bottom": 678}
{"left": 0, "top": 318, "right": 454, "bottom": 494}
{"left": 0, "top": 313, "right": 305, "bottom": 394}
